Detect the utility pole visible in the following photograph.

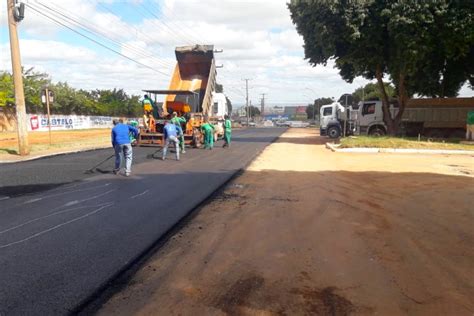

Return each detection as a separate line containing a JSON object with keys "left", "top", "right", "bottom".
{"left": 313, "top": 99, "right": 316, "bottom": 121}
{"left": 316, "top": 100, "right": 319, "bottom": 122}
{"left": 7, "top": 0, "right": 29, "bottom": 155}
{"left": 260, "top": 93, "right": 266, "bottom": 120}
{"left": 243, "top": 78, "right": 251, "bottom": 126}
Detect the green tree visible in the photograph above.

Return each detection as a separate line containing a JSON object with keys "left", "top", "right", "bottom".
{"left": 306, "top": 97, "right": 333, "bottom": 119}
{"left": 1, "top": 70, "right": 144, "bottom": 117}
{"left": 352, "top": 82, "right": 396, "bottom": 103}
{"left": 0, "top": 72, "right": 15, "bottom": 108}
{"left": 23, "top": 68, "right": 51, "bottom": 114}
{"left": 53, "top": 82, "right": 83, "bottom": 114}
{"left": 215, "top": 83, "right": 224, "bottom": 93}
{"left": 248, "top": 106, "right": 260, "bottom": 118}
{"left": 289, "top": 0, "right": 474, "bottom": 134}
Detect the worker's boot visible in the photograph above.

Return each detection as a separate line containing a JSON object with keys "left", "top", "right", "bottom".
{"left": 113, "top": 168, "right": 120, "bottom": 175}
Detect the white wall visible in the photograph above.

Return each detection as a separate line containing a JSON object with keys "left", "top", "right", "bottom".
{"left": 211, "top": 92, "right": 227, "bottom": 118}
{"left": 27, "top": 115, "right": 114, "bottom": 131}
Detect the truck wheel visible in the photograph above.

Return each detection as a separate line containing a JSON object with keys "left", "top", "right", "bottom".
{"left": 369, "top": 127, "right": 386, "bottom": 136}
{"left": 327, "top": 126, "right": 341, "bottom": 138}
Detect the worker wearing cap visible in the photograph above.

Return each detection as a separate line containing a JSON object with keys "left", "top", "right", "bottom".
{"left": 223, "top": 115, "right": 232, "bottom": 148}
{"left": 171, "top": 112, "right": 187, "bottom": 154}
{"left": 112, "top": 119, "right": 139, "bottom": 176}
{"left": 162, "top": 121, "right": 183, "bottom": 161}
{"left": 200, "top": 119, "right": 215, "bottom": 150}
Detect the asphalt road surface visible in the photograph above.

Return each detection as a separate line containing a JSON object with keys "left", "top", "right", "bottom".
{"left": 0, "top": 128, "right": 285, "bottom": 315}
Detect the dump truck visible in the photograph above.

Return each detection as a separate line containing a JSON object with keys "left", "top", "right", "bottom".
{"left": 138, "top": 45, "right": 217, "bottom": 147}
{"left": 320, "top": 98, "right": 474, "bottom": 138}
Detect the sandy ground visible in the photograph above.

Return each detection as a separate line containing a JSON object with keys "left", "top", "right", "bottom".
{"left": 97, "top": 128, "right": 474, "bottom": 315}
{"left": 0, "top": 129, "right": 110, "bottom": 162}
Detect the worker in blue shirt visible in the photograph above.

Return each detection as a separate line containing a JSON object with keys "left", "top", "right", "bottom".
{"left": 162, "top": 121, "right": 183, "bottom": 161}
{"left": 111, "top": 119, "right": 139, "bottom": 176}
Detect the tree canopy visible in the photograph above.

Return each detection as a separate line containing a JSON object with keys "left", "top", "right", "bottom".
{"left": 1, "top": 70, "right": 142, "bottom": 117}
{"left": 289, "top": 0, "right": 474, "bottom": 133}
{"left": 352, "top": 82, "right": 396, "bottom": 103}
{"left": 306, "top": 97, "right": 333, "bottom": 119}
{"left": 248, "top": 106, "right": 261, "bottom": 117}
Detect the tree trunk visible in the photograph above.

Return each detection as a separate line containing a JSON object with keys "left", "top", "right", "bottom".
{"left": 375, "top": 65, "right": 395, "bottom": 135}
{"left": 394, "top": 72, "right": 407, "bottom": 130}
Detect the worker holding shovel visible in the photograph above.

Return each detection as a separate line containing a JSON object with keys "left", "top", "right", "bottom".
{"left": 171, "top": 112, "right": 187, "bottom": 154}
{"left": 112, "top": 119, "right": 139, "bottom": 177}
{"left": 201, "top": 119, "right": 215, "bottom": 150}
{"left": 162, "top": 121, "right": 183, "bottom": 161}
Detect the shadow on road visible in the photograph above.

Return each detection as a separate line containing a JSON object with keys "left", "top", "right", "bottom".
{"left": 0, "top": 182, "right": 71, "bottom": 197}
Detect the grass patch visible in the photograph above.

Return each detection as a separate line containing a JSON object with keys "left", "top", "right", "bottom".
{"left": 339, "top": 136, "right": 474, "bottom": 151}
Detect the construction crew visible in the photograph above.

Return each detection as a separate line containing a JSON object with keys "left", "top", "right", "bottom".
{"left": 171, "top": 112, "right": 187, "bottom": 154}
{"left": 162, "top": 121, "right": 183, "bottom": 161}
{"left": 112, "top": 119, "right": 139, "bottom": 177}
{"left": 201, "top": 119, "right": 215, "bottom": 150}
{"left": 223, "top": 114, "right": 232, "bottom": 148}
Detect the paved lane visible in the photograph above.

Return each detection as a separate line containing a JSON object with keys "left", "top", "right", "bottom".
{"left": 0, "top": 128, "right": 285, "bottom": 315}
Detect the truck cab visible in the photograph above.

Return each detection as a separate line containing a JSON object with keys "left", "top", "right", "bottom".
{"left": 354, "top": 101, "right": 398, "bottom": 136}
{"left": 319, "top": 102, "right": 346, "bottom": 138}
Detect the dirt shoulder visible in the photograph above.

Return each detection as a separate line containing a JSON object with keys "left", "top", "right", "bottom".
{"left": 97, "top": 128, "right": 474, "bottom": 315}
{"left": 0, "top": 129, "right": 110, "bottom": 162}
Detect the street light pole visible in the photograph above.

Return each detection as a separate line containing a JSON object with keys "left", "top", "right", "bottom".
{"left": 243, "top": 78, "right": 251, "bottom": 126}
{"left": 7, "top": 0, "right": 29, "bottom": 155}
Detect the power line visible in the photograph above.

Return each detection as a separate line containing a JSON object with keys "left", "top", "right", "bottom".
{"left": 93, "top": 0, "right": 169, "bottom": 49}
{"left": 26, "top": 3, "right": 170, "bottom": 77}
{"left": 33, "top": 1, "right": 172, "bottom": 69}
{"left": 33, "top": 1, "right": 174, "bottom": 70}
{"left": 132, "top": 2, "right": 194, "bottom": 46}
{"left": 146, "top": 1, "right": 204, "bottom": 44}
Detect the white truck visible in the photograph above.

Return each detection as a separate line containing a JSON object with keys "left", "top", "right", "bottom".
{"left": 320, "top": 98, "right": 474, "bottom": 138}
{"left": 319, "top": 102, "right": 348, "bottom": 138}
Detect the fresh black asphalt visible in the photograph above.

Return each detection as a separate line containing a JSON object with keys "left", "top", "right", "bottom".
{"left": 0, "top": 128, "right": 285, "bottom": 315}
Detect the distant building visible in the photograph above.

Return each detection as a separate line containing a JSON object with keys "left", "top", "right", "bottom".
{"left": 285, "top": 106, "right": 308, "bottom": 120}
{"left": 284, "top": 106, "right": 297, "bottom": 116}
{"left": 211, "top": 92, "right": 227, "bottom": 118}
{"left": 263, "top": 106, "right": 285, "bottom": 115}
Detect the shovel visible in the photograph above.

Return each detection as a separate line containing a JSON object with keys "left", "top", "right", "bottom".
{"left": 84, "top": 154, "right": 115, "bottom": 174}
